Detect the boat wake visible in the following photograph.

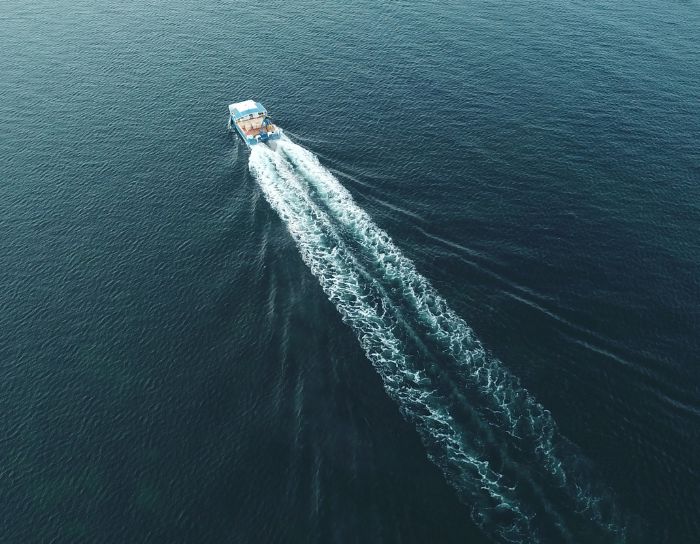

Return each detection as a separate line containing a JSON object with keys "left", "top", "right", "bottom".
{"left": 248, "top": 136, "right": 627, "bottom": 543}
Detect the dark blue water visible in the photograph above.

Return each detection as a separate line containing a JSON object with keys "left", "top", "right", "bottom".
{"left": 2, "top": 0, "right": 699, "bottom": 542}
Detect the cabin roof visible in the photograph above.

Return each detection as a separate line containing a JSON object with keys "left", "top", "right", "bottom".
{"left": 229, "top": 100, "right": 267, "bottom": 118}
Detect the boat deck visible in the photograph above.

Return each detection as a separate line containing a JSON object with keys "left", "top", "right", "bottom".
{"left": 237, "top": 123, "right": 278, "bottom": 137}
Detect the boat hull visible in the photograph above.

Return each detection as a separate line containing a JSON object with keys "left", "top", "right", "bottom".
{"left": 227, "top": 100, "right": 281, "bottom": 148}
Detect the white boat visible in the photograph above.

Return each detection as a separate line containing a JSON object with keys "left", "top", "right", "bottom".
{"left": 227, "top": 100, "right": 282, "bottom": 147}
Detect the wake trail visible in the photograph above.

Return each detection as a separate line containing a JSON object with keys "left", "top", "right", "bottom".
{"left": 248, "top": 136, "right": 627, "bottom": 543}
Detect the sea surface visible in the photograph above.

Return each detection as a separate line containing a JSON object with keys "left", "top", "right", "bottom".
{"left": 1, "top": 0, "right": 699, "bottom": 542}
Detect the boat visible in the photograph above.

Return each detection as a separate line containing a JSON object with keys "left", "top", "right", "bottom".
{"left": 227, "top": 100, "right": 282, "bottom": 146}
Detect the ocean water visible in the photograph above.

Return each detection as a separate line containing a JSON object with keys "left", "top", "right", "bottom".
{"left": 1, "top": 0, "right": 699, "bottom": 542}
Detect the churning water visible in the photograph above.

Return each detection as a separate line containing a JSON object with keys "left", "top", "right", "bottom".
{"left": 250, "top": 138, "right": 627, "bottom": 542}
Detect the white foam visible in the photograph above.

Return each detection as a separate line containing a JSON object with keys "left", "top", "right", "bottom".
{"left": 248, "top": 139, "right": 626, "bottom": 542}
{"left": 249, "top": 144, "right": 536, "bottom": 540}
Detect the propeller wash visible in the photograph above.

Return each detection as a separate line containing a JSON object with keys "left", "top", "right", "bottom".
{"left": 247, "top": 135, "right": 627, "bottom": 543}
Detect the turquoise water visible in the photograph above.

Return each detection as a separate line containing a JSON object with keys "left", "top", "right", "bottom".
{"left": 2, "top": 0, "right": 699, "bottom": 542}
